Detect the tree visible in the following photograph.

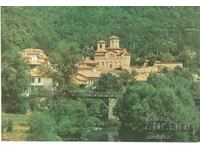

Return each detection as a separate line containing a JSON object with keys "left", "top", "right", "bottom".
{"left": 49, "top": 100, "right": 101, "bottom": 141}
{"left": 95, "top": 73, "right": 122, "bottom": 92}
{"left": 2, "top": 49, "right": 30, "bottom": 113}
{"left": 160, "top": 52, "right": 175, "bottom": 62}
{"left": 27, "top": 112, "right": 61, "bottom": 141}
{"left": 117, "top": 70, "right": 136, "bottom": 87}
{"left": 115, "top": 70, "right": 200, "bottom": 141}
{"left": 48, "top": 41, "right": 81, "bottom": 94}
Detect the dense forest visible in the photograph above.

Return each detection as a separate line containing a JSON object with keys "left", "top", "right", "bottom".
{"left": 2, "top": 7, "right": 200, "bottom": 64}
{"left": 1, "top": 7, "right": 200, "bottom": 141}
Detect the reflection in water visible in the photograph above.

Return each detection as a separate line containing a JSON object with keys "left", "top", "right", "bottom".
{"left": 87, "top": 126, "right": 119, "bottom": 141}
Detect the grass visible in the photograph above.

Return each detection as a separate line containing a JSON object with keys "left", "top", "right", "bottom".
{"left": 1, "top": 113, "right": 30, "bottom": 141}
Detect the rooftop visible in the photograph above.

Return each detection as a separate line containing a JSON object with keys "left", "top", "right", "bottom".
{"left": 109, "top": 35, "right": 119, "bottom": 39}
{"left": 98, "top": 40, "right": 106, "bottom": 43}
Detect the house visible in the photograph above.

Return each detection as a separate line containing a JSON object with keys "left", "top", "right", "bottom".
{"left": 72, "top": 57, "right": 101, "bottom": 86}
{"left": 20, "top": 48, "right": 53, "bottom": 95}
{"left": 135, "top": 61, "right": 183, "bottom": 81}
{"left": 154, "top": 61, "right": 183, "bottom": 71}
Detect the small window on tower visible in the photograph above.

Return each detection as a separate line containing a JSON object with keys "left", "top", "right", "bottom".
{"left": 38, "top": 78, "right": 41, "bottom": 83}
{"left": 32, "top": 78, "right": 35, "bottom": 83}
{"left": 112, "top": 40, "right": 114, "bottom": 47}
{"left": 100, "top": 44, "right": 102, "bottom": 48}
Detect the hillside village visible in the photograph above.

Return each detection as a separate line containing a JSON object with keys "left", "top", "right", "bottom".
{"left": 20, "top": 35, "right": 185, "bottom": 92}
{"left": 2, "top": 7, "right": 200, "bottom": 142}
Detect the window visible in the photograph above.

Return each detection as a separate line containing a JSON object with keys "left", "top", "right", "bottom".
{"left": 112, "top": 40, "right": 114, "bottom": 47}
{"left": 38, "top": 78, "right": 41, "bottom": 83}
{"left": 31, "top": 56, "right": 37, "bottom": 62}
{"left": 109, "top": 54, "right": 115, "bottom": 58}
{"left": 105, "top": 62, "right": 108, "bottom": 67}
{"left": 32, "top": 78, "right": 35, "bottom": 83}
{"left": 110, "top": 64, "right": 112, "bottom": 68}
{"left": 99, "top": 44, "right": 102, "bottom": 48}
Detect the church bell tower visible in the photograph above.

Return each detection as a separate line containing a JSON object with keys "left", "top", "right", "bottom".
{"left": 109, "top": 35, "right": 120, "bottom": 48}
{"left": 97, "top": 40, "right": 106, "bottom": 51}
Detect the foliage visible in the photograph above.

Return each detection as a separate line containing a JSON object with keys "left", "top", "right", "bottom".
{"left": 115, "top": 68, "right": 200, "bottom": 141}
{"left": 48, "top": 41, "right": 81, "bottom": 93}
{"left": 159, "top": 52, "right": 175, "bottom": 62}
{"left": 2, "top": 113, "right": 29, "bottom": 141}
{"left": 49, "top": 100, "right": 101, "bottom": 141}
{"left": 2, "top": 6, "right": 200, "bottom": 141}
{"left": 2, "top": 7, "right": 200, "bottom": 66}
{"left": 6, "top": 119, "right": 14, "bottom": 132}
{"left": 2, "top": 50, "right": 30, "bottom": 113}
{"left": 117, "top": 70, "right": 136, "bottom": 87}
{"left": 27, "top": 112, "right": 61, "bottom": 141}
{"left": 27, "top": 98, "right": 103, "bottom": 141}
{"left": 95, "top": 73, "right": 122, "bottom": 92}
{"left": 2, "top": 119, "right": 13, "bottom": 133}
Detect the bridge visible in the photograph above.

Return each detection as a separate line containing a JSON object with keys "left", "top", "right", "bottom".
{"left": 29, "top": 90, "right": 121, "bottom": 98}
{"left": 27, "top": 90, "right": 200, "bottom": 118}
{"left": 28, "top": 90, "right": 123, "bottom": 119}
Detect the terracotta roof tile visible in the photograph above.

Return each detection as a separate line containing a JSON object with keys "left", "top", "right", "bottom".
{"left": 77, "top": 70, "right": 101, "bottom": 78}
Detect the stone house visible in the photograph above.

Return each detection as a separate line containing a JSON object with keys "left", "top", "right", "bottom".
{"left": 20, "top": 48, "right": 53, "bottom": 95}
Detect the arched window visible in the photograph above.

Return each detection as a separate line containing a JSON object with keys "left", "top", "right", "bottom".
{"left": 110, "top": 64, "right": 112, "bottom": 68}
{"left": 99, "top": 44, "right": 102, "bottom": 48}
{"left": 105, "top": 62, "right": 108, "bottom": 67}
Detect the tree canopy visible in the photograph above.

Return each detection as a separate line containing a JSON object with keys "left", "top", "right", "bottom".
{"left": 2, "top": 7, "right": 200, "bottom": 67}
{"left": 115, "top": 68, "right": 200, "bottom": 141}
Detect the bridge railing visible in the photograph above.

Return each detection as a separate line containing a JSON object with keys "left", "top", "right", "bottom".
{"left": 28, "top": 90, "right": 122, "bottom": 98}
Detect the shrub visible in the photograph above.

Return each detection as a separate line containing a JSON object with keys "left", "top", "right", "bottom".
{"left": 6, "top": 119, "right": 13, "bottom": 132}
{"left": 27, "top": 112, "right": 61, "bottom": 141}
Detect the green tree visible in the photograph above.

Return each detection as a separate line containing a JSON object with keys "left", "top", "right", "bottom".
{"left": 50, "top": 100, "right": 101, "bottom": 141}
{"left": 115, "top": 71, "right": 200, "bottom": 141}
{"left": 49, "top": 41, "right": 81, "bottom": 94}
{"left": 2, "top": 49, "right": 30, "bottom": 113}
{"left": 27, "top": 112, "right": 61, "bottom": 141}
{"left": 160, "top": 52, "right": 175, "bottom": 62}
{"left": 95, "top": 73, "right": 122, "bottom": 92}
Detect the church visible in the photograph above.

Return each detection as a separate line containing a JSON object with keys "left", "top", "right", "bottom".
{"left": 94, "top": 35, "right": 131, "bottom": 71}
{"left": 73, "top": 35, "right": 131, "bottom": 86}
{"left": 73, "top": 35, "right": 183, "bottom": 86}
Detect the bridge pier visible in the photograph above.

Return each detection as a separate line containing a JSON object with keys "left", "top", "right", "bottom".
{"left": 108, "top": 98, "right": 117, "bottom": 119}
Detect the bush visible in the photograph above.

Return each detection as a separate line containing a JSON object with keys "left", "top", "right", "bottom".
{"left": 7, "top": 119, "right": 13, "bottom": 132}
{"left": 27, "top": 112, "right": 61, "bottom": 141}
{"left": 3, "top": 96, "right": 28, "bottom": 114}
{"left": 116, "top": 71, "right": 200, "bottom": 141}
{"left": 50, "top": 100, "right": 101, "bottom": 141}
{"left": 2, "top": 119, "right": 13, "bottom": 133}
{"left": 160, "top": 52, "right": 174, "bottom": 62}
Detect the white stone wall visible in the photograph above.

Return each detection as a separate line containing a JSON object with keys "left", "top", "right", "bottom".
{"left": 30, "top": 77, "right": 53, "bottom": 87}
